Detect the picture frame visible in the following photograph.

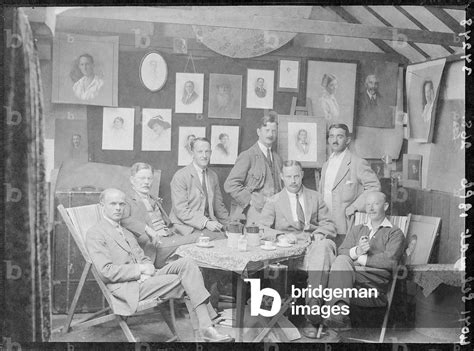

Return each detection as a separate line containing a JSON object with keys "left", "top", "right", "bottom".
{"left": 208, "top": 74, "right": 242, "bottom": 119}
{"left": 246, "top": 68, "right": 274, "bottom": 109}
{"left": 139, "top": 52, "right": 168, "bottom": 92}
{"left": 52, "top": 33, "right": 119, "bottom": 106}
{"left": 141, "top": 108, "right": 172, "bottom": 151}
{"left": 54, "top": 119, "right": 88, "bottom": 167}
{"left": 370, "top": 160, "right": 385, "bottom": 179}
{"left": 177, "top": 126, "right": 206, "bottom": 166}
{"left": 406, "top": 58, "right": 447, "bottom": 143}
{"left": 277, "top": 59, "right": 300, "bottom": 93}
{"left": 403, "top": 154, "right": 422, "bottom": 188}
{"left": 175, "top": 73, "right": 205, "bottom": 114}
{"left": 102, "top": 107, "right": 135, "bottom": 151}
{"left": 277, "top": 115, "right": 327, "bottom": 168}
{"left": 210, "top": 125, "right": 240, "bottom": 165}
{"left": 306, "top": 59, "right": 358, "bottom": 132}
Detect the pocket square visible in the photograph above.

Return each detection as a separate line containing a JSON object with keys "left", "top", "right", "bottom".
{"left": 345, "top": 180, "right": 354, "bottom": 185}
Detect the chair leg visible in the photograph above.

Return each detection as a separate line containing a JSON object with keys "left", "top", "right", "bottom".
{"left": 184, "top": 296, "right": 200, "bottom": 341}
{"left": 118, "top": 316, "right": 137, "bottom": 342}
{"left": 156, "top": 299, "right": 180, "bottom": 342}
{"left": 379, "top": 276, "right": 398, "bottom": 342}
{"left": 62, "top": 263, "right": 91, "bottom": 334}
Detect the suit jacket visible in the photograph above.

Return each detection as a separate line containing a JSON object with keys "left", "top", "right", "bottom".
{"left": 319, "top": 149, "right": 380, "bottom": 235}
{"left": 121, "top": 189, "right": 173, "bottom": 263}
{"left": 259, "top": 186, "right": 336, "bottom": 240}
{"left": 182, "top": 91, "right": 199, "bottom": 105}
{"left": 358, "top": 91, "right": 391, "bottom": 128}
{"left": 224, "top": 142, "right": 283, "bottom": 219}
{"left": 338, "top": 220, "right": 405, "bottom": 271}
{"left": 86, "top": 218, "right": 155, "bottom": 316}
{"left": 169, "top": 164, "right": 229, "bottom": 235}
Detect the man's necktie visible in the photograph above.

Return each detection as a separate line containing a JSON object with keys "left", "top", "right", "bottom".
{"left": 296, "top": 193, "right": 305, "bottom": 230}
{"left": 266, "top": 148, "right": 273, "bottom": 169}
{"left": 202, "top": 169, "right": 210, "bottom": 217}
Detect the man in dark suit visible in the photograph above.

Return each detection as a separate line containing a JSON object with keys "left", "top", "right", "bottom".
{"left": 224, "top": 112, "right": 283, "bottom": 224}
{"left": 170, "top": 138, "right": 229, "bottom": 237}
{"left": 358, "top": 74, "right": 391, "bottom": 128}
{"left": 324, "top": 191, "right": 405, "bottom": 330}
{"left": 121, "top": 162, "right": 199, "bottom": 268}
{"left": 182, "top": 80, "right": 199, "bottom": 105}
{"left": 259, "top": 160, "right": 337, "bottom": 338}
{"left": 86, "top": 188, "right": 233, "bottom": 341}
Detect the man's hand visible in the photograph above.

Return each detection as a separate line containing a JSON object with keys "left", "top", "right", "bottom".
{"left": 345, "top": 205, "right": 356, "bottom": 217}
{"left": 145, "top": 226, "right": 162, "bottom": 246}
{"left": 139, "top": 263, "right": 155, "bottom": 276}
{"left": 250, "top": 192, "right": 266, "bottom": 210}
{"left": 138, "top": 274, "right": 152, "bottom": 283}
{"left": 284, "top": 233, "right": 298, "bottom": 244}
{"left": 205, "top": 220, "right": 223, "bottom": 232}
{"left": 303, "top": 223, "right": 317, "bottom": 232}
{"left": 151, "top": 218, "right": 167, "bottom": 232}
{"left": 356, "top": 236, "right": 370, "bottom": 255}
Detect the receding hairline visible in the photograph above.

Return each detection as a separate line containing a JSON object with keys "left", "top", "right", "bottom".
{"left": 366, "top": 191, "right": 387, "bottom": 203}
{"left": 100, "top": 188, "right": 125, "bottom": 203}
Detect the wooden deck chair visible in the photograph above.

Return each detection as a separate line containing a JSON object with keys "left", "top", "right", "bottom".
{"left": 58, "top": 203, "right": 180, "bottom": 342}
{"left": 350, "top": 212, "right": 412, "bottom": 342}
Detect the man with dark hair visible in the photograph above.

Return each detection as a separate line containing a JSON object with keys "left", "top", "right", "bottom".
{"left": 320, "top": 124, "right": 380, "bottom": 238}
{"left": 259, "top": 160, "right": 337, "bottom": 338}
{"left": 224, "top": 111, "right": 283, "bottom": 224}
{"left": 86, "top": 188, "right": 233, "bottom": 342}
{"left": 324, "top": 191, "right": 405, "bottom": 330}
{"left": 72, "top": 53, "right": 104, "bottom": 100}
{"left": 170, "top": 138, "right": 229, "bottom": 236}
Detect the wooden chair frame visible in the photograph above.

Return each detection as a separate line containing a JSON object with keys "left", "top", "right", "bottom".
{"left": 57, "top": 204, "right": 180, "bottom": 342}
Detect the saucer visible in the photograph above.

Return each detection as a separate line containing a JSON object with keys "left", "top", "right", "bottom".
{"left": 276, "top": 242, "right": 293, "bottom": 248}
{"left": 197, "top": 243, "right": 214, "bottom": 248}
{"left": 260, "top": 245, "right": 276, "bottom": 251}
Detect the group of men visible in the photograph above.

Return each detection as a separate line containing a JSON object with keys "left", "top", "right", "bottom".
{"left": 86, "top": 111, "right": 406, "bottom": 341}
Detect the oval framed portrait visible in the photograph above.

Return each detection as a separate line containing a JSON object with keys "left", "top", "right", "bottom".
{"left": 139, "top": 52, "right": 167, "bottom": 92}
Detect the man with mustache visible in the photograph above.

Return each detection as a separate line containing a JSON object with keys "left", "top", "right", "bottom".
{"left": 259, "top": 160, "right": 337, "bottom": 338}
{"left": 358, "top": 74, "right": 390, "bottom": 128}
{"left": 319, "top": 124, "right": 380, "bottom": 241}
{"left": 170, "top": 137, "right": 229, "bottom": 237}
{"left": 224, "top": 112, "right": 283, "bottom": 224}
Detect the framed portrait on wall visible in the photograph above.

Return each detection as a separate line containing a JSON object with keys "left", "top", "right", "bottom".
{"left": 175, "top": 73, "right": 204, "bottom": 114}
{"left": 177, "top": 126, "right": 206, "bottom": 166}
{"left": 139, "top": 52, "right": 168, "bottom": 92}
{"left": 54, "top": 119, "right": 88, "bottom": 167}
{"left": 210, "top": 125, "right": 240, "bottom": 165}
{"left": 246, "top": 68, "right": 274, "bottom": 109}
{"left": 406, "top": 58, "right": 446, "bottom": 143}
{"left": 277, "top": 59, "right": 300, "bottom": 93}
{"left": 208, "top": 74, "right": 242, "bottom": 119}
{"left": 403, "top": 154, "right": 422, "bottom": 188}
{"left": 306, "top": 59, "right": 357, "bottom": 132}
{"left": 142, "top": 108, "right": 172, "bottom": 151}
{"left": 102, "top": 107, "right": 135, "bottom": 151}
{"left": 277, "top": 115, "right": 327, "bottom": 168}
{"left": 52, "top": 33, "right": 119, "bottom": 106}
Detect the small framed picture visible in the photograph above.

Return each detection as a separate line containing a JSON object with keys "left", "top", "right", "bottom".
{"left": 210, "top": 125, "right": 240, "bottom": 165}
{"left": 102, "top": 107, "right": 135, "bottom": 151}
{"left": 175, "top": 73, "right": 204, "bottom": 114}
{"left": 277, "top": 59, "right": 300, "bottom": 92}
{"left": 403, "top": 154, "right": 422, "bottom": 188}
{"left": 208, "top": 74, "right": 242, "bottom": 119}
{"left": 177, "top": 126, "right": 206, "bottom": 166}
{"left": 139, "top": 52, "right": 168, "bottom": 92}
{"left": 246, "top": 68, "right": 274, "bottom": 109}
{"left": 141, "top": 108, "right": 172, "bottom": 151}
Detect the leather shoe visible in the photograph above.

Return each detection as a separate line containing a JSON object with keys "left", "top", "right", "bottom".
{"left": 200, "top": 326, "right": 234, "bottom": 342}
{"left": 301, "top": 320, "right": 319, "bottom": 339}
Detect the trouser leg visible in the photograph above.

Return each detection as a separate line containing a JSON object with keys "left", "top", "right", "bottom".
{"left": 326, "top": 255, "right": 356, "bottom": 306}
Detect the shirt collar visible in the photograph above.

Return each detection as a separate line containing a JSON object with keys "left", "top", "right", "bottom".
{"left": 329, "top": 148, "right": 348, "bottom": 160}
{"left": 285, "top": 187, "right": 303, "bottom": 199}
{"left": 103, "top": 214, "right": 121, "bottom": 228}
{"left": 364, "top": 217, "right": 392, "bottom": 231}
{"left": 367, "top": 91, "right": 376, "bottom": 100}
{"left": 193, "top": 161, "right": 206, "bottom": 175}
{"left": 257, "top": 141, "right": 272, "bottom": 155}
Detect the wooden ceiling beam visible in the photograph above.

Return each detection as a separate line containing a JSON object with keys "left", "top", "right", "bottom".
{"left": 424, "top": 6, "right": 465, "bottom": 35}
{"left": 58, "top": 7, "right": 462, "bottom": 47}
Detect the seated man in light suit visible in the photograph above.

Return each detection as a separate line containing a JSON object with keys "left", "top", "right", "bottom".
{"left": 86, "top": 188, "right": 233, "bottom": 342}
{"left": 324, "top": 191, "right": 405, "bottom": 330}
{"left": 258, "top": 160, "right": 337, "bottom": 338}
{"left": 121, "top": 162, "right": 199, "bottom": 268}
{"left": 170, "top": 137, "right": 228, "bottom": 238}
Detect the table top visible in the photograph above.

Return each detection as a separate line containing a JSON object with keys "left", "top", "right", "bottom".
{"left": 175, "top": 238, "right": 309, "bottom": 276}
{"left": 408, "top": 263, "right": 464, "bottom": 297}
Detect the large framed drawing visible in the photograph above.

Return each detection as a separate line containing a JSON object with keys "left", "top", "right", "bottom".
{"left": 175, "top": 73, "right": 204, "bottom": 114}
{"left": 142, "top": 108, "right": 172, "bottom": 151}
{"left": 208, "top": 74, "right": 242, "bottom": 119}
{"left": 52, "top": 33, "right": 119, "bottom": 106}
{"left": 177, "top": 126, "right": 206, "bottom": 166}
{"left": 277, "top": 115, "right": 327, "bottom": 168}
{"left": 139, "top": 52, "right": 167, "bottom": 92}
{"left": 306, "top": 59, "right": 357, "bottom": 132}
{"left": 246, "top": 68, "right": 274, "bottom": 109}
{"left": 210, "top": 125, "right": 240, "bottom": 165}
{"left": 406, "top": 58, "right": 446, "bottom": 143}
